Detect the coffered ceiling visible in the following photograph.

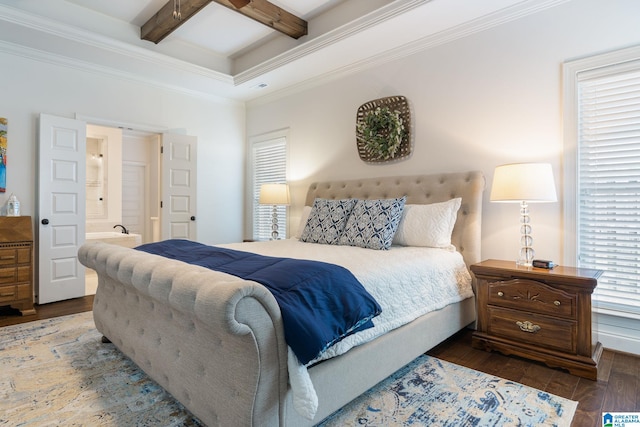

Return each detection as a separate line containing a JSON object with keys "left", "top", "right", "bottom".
{"left": 0, "top": 0, "right": 567, "bottom": 101}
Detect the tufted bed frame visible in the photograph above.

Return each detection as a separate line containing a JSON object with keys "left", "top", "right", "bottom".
{"left": 78, "top": 171, "right": 485, "bottom": 426}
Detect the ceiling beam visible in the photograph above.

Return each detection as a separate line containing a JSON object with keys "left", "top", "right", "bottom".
{"left": 141, "top": 0, "right": 210, "bottom": 44}
{"left": 228, "top": 0, "right": 250, "bottom": 8}
{"left": 214, "top": 0, "right": 307, "bottom": 39}
{"left": 141, "top": 0, "right": 307, "bottom": 44}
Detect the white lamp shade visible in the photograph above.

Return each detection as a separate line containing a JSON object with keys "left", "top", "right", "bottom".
{"left": 259, "top": 183, "right": 290, "bottom": 205}
{"left": 490, "top": 163, "right": 557, "bottom": 203}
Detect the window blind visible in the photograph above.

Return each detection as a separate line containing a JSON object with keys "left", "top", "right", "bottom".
{"left": 577, "top": 64, "right": 640, "bottom": 316}
{"left": 252, "top": 137, "right": 287, "bottom": 241}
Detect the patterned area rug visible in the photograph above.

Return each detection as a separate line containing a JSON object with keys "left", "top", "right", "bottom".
{"left": 0, "top": 312, "right": 202, "bottom": 426}
{"left": 0, "top": 312, "right": 577, "bottom": 426}
{"left": 319, "top": 355, "right": 577, "bottom": 427}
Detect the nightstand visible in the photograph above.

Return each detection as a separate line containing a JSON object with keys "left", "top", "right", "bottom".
{"left": 471, "top": 259, "right": 603, "bottom": 380}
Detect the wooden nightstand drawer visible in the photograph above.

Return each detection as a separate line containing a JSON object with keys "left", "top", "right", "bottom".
{"left": 0, "top": 266, "right": 30, "bottom": 285}
{"left": 0, "top": 284, "right": 17, "bottom": 302}
{"left": 488, "top": 306, "right": 576, "bottom": 353}
{"left": 488, "top": 278, "right": 576, "bottom": 319}
{"left": 0, "top": 267, "right": 16, "bottom": 284}
{"left": 0, "top": 248, "right": 17, "bottom": 266}
{"left": 0, "top": 284, "right": 31, "bottom": 302}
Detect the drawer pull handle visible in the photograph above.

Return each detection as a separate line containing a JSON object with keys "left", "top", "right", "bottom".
{"left": 554, "top": 300, "right": 561, "bottom": 306}
{"left": 0, "top": 292, "right": 14, "bottom": 297}
{"left": 497, "top": 291, "right": 504, "bottom": 297}
{"left": 0, "top": 256, "right": 15, "bottom": 260}
{"left": 516, "top": 320, "right": 541, "bottom": 333}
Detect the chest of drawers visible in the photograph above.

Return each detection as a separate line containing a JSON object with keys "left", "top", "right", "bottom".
{"left": 471, "top": 259, "right": 602, "bottom": 380}
{"left": 0, "top": 216, "right": 35, "bottom": 315}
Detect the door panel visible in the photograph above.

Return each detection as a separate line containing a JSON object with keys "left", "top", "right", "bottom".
{"left": 161, "top": 134, "right": 197, "bottom": 240}
{"left": 37, "top": 114, "right": 86, "bottom": 304}
{"left": 122, "top": 162, "right": 146, "bottom": 240}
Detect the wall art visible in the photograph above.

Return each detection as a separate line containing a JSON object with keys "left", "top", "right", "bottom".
{"left": 356, "top": 96, "right": 411, "bottom": 163}
{"left": 0, "top": 118, "right": 6, "bottom": 192}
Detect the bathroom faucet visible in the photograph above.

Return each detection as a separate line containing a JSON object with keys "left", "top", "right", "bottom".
{"left": 113, "top": 224, "right": 129, "bottom": 234}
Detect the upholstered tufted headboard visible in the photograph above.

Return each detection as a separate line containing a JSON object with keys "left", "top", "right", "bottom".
{"left": 304, "top": 171, "right": 485, "bottom": 269}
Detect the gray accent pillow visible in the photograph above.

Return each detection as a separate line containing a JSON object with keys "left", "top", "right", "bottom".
{"left": 300, "top": 198, "right": 358, "bottom": 245}
{"left": 338, "top": 197, "right": 407, "bottom": 250}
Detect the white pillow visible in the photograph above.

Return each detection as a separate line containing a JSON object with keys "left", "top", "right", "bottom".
{"left": 293, "top": 206, "right": 312, "bottom": 239}
{"left": 392, "top": 198, "right": 462, "bottom": 248}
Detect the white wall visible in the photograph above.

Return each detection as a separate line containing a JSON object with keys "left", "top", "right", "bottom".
{"left": 0, "top": 50, "right": 246, "bottom": 245}
{"left": 247, "top": 0, "right": 640, "bottom": 264}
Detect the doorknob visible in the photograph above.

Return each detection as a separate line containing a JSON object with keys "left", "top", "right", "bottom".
{"left": 41, "top": 218, "right": 50, "bottom": 225}
{"left": 190, "top": 216, "right": 196, "bottom": 221}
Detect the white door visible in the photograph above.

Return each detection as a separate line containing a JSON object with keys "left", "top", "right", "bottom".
{"left": 122, "top": 162, "right": 147, "bottom": 239}
{"left": 37, "top": 114, "right": 86, "bottom": 304}
{"left": 161, "top": 133, "right": 197, "bottom": 240}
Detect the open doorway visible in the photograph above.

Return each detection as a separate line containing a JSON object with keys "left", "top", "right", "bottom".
{"left": 84, "top": 127, "right": 161, "bottom": 296}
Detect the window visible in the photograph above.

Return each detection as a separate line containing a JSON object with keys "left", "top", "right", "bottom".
{"left": 564, "top": 46, "right": 640, "bottom": 318}
{"left": 250, "top": 133, "right": 287, "bottom": 241}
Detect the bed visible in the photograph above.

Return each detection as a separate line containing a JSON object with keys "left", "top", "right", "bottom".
{"left": 78, "top": 171, "right": 485, "bottom": 426}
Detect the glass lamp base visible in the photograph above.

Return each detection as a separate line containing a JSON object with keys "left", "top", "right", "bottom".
{"left": 270, "top": 205, "right": 280, "bottom": 240}
{"left": 516, "top": 247, "right": 535, "bottom": 267}
{"left": 517, "top": 201, "right": 534, "bottom": 267}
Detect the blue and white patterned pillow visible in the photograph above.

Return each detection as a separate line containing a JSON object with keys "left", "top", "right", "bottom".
{"left": 338, "top": 197, "right": 407, "bottom": 250}
{"left": 300, "top": 198, "right": 358, "bottom": 245}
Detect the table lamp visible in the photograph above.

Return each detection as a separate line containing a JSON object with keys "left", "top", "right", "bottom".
{"left": 259, "top": 183, "right": 290, "bottom": 240}
{"left": 490, "top": 163, "right": 557, "bottom": 266}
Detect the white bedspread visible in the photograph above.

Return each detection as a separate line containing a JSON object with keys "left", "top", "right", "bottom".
{"left": 221, "top": 239, "right": 473, "bottom": 419}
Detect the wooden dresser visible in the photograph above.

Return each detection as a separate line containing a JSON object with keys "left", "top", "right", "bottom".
{"left": 471, "top": 259, "right": 603, "bottom": 380}
{"left": 0, "top": 216, "right": 35, "bottom": 315}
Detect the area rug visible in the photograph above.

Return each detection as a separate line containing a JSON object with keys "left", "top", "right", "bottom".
{"left": 0, "top": 312, "right": 577, "bottom": 426}
{"left": 318, "top": 355, "right": 577, "bottom": 427}
{"left": 0, "top": 312, "right": 202, "bottom": 426}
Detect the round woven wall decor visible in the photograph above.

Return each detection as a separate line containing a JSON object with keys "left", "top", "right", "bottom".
{"left": 356, "top": 96, "right": 411, "bottom": 163}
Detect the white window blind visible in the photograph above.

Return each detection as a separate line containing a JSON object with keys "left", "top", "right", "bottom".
{"left": 252, "top": 137, "right": 287, "bottom": 241}
{"left": 577, "top": 62, "right": 640, "bottom": 316}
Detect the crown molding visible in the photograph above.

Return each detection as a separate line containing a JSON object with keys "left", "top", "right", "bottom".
{"left": 247, "top": 0, "right": 571, "bottom": 106}
{"left": 0, "top": 40, "right": 241, "bottom": 105}
{"left": 233, "top": 0, "right": 432, "bottom": 85}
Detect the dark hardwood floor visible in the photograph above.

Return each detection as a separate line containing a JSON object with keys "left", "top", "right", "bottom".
{"left": 2, "top": 297, "right": 638, "bottom": 427}
{"left": 0, "top": 295, "right": 93, "bottom": 327}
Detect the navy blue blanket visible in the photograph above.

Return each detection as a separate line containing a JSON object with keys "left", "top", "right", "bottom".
{"left": 135, "top": 239, "right": 382, "bottom": 364}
